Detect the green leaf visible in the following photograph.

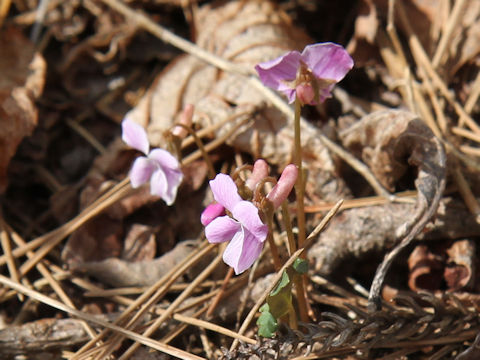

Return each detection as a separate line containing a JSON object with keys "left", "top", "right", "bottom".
{"left": 267, "top": 270, "right": 292, "bottom": 319}
{"left": 292, "top": 258, "right": 308, "bottom": 274}
{"left": 270, "top": 270, "right": 290, "bottom": 296}
{"left": 257, "top": 304, "right": 277, "bottom": 338}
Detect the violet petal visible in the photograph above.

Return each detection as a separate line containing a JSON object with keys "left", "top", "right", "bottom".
{"left": 149, "top": 149, "right": 183, "bottom": 205}
{"left": 129, "top": 157, "right": 155, "bottom": 188}
{"left": 149, "top": 148, "right": 181, "bottom": 171}
{"left": 232, "top": 201, "right": 268, "bottom": 243}
{"left": 205, "top": 216, "right": 240, "bottom": 244}
{"left": 223, "top": 229, "right": 264, "bottom": 275}
{"left": 255, "top": 51, "right": 302, "bottom": 91}
{"left": 150, "top": 168, "right": 169, "bottom": 201}
{"left": 121, "top": 118, "right": 150, "bottom": 155}
{"left": 301, "top": 43, "right": 353, "bottom": 83}
{"left": 209, "top": 174, "right": 243, "bottom": 212}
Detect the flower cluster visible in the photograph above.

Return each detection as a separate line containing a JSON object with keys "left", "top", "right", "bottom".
{"left": 202, "top": 161, "right": 297, "bottom": 274}
{"left": 255, "top": 42, "right": 353, "bottom": 105}
{"left": 121, "top": 118, "right": 183, "bottom": 206}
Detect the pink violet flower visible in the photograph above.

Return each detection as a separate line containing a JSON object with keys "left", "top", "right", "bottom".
{"left": 255, "top": 42, "right": 354, "bottom": 105}
{"left": 201, "top": 159, "right": 268, "bottom": 228}
{"left": 205, "top": 174, "right": 268, "bottom": 275}
{"left": 122, "top": 118, "right": 183, "bottom": 206}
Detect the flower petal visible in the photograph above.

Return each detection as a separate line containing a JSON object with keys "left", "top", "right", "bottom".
{"left": 201, "top": 203, "right": 226, "bottom": 226}
{"left": 122, "top": 118, "right": 149, "bottom": 154}
{"left": 129, "top": 157, "right": 155, "bottom": 188}
{"left": 149, "top": 148, "right": 181, "bottom": 171}
{"left": 205, "top": 216, "right": 240, "bottom": 243}
{"left": 150, "top": 168, "right": 169, "bottom": 200}
{"left": 149, "top": 149, "right": 183, "bottom": 205}
{"left": 301, "top": 42, "right": 353, "bottom": 83}
{"left": 223, "top": 229, "right": 264, "bottom": 275}
{"left": 255, "top": 51, "right": 302, "bottom": 91}
{"left": 209, "top": 174, "right": 243, "bottom": 212}
{"left": 232, "top": 201, "right": 268, "bottom": 243}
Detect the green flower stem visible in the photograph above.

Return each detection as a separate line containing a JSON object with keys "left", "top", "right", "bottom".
{"left": 293, "top": 98, "right": 306, "bottom": 249}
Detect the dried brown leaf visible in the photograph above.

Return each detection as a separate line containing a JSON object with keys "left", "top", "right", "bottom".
{"left": 61, "top": 214, "right": 123, "bottom": 266}
{"left": 0, "top": 27, "right": 46, "bottom": 192}
{"left": 407, "top": 244, "right": 444, "bottom": 291}
{"left": 341, "top": 110, "right": 446, "bottom": 309}
{"left": 71, "top": 239, "right": 199, "bottom": 287}
{"left": 444, "top": 239, "right": 476, "bottom": 291}
{"left": 122, "top": 223, "right": 156, "bottom": 262}
{"left": 445, "top": 1, "right": 480, "bottom": 76}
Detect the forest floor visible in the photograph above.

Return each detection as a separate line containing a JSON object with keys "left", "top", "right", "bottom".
{"left": 1, "top": 0, "right": 480, "bottom": 359}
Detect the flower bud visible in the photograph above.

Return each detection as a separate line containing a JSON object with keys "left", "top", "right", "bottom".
{"left": 295, "top": 84, "right": 315, "bottom": 105}
{"left": 266, "top": 164, "right": 298, "bottom": 208}
{"left": 172, "top": 104, "right": 194, "bottom": 139}
{"left": 245, "top": 159, "right": 269, "bottom": 191}
{"left": 201, "top": 202, "right": 226, "bottom": 226}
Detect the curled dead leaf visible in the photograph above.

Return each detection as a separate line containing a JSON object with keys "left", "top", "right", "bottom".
{"left": 408, "top": 244, "right": 444, "bottom": 292}
{"left": 0, "top": 27, "right": 46, "bottom": 192}
{"left": 444, "top": 239, "right": 476, "bottom": 291}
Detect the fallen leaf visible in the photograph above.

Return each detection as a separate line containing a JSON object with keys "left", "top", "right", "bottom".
{"left": 407, "top": 244, "right": 444, "bottom": 291}
{"left": 445, "top": 1, "right": 480, "bottom": 77}
{"left": 0, "top": 27, "right": 46, "bottom": 192}
{"left": 122, "top": 223, "right": 156, "bottom": 262}
{"left": 71, "top": 239, "right": 199, "bottom": 287}
{"left": 444, "top": 239, "right": 476, "bottom": 291}
{"left": 61, "top": 214, "right": 124, "bottom": 266}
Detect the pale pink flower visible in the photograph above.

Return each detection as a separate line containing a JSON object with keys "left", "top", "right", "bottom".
{"left": 205, "top": 174, "right": 268, "bottom": 275}
{"left": 203, "top": 164, "right": 298, "bottom": 274}
{"left": 122, "top": 118, "right": 183, "bottom": 206}
{"left": 255, "top": 42, "right": 354, "bottom": 105}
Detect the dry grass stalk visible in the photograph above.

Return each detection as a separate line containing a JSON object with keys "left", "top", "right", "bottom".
{"left": 0, "top": 274, "right": 206, "bottom": 360}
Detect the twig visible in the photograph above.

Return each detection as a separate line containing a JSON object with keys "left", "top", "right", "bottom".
{"left": 451, "top": 163, "right": 480, "bottom": 223}
{"left": 395, "top": 0, "right": 480, "bottom": 135}
{"left": 72, "top": 242, "right": 215, "bottom": 359}
{"left": 0, "top": 218, "right": 22, "bottom": 301}
{"left": 4, "top": 223, "right": 98, "bottom": 339}
{"left": 431, "top": 0, "right": 467, "bottom": 68}
{"left": 118, "top": 254, "right": 224, "bottom": 360}
{"left": 0, "top": 274, "right": 205, "bottom": 360}
{"left": 98, "top": 0, "right": 249, "bottom": 76}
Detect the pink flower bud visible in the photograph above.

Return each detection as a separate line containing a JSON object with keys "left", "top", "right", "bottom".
{"left": 296, "top": 84, "right": 315, "bottom": 105}
{"left": 172, "top": 104, "right": 194, "bottom": 139}
{"left": 201, "top": 202, "right": 226, "bottom": 226}
{"left": 245, "top": 159, "right": 269, "bottom": 191}
{"left": 267, "top": 164, "right": 298, "bottom": 208}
